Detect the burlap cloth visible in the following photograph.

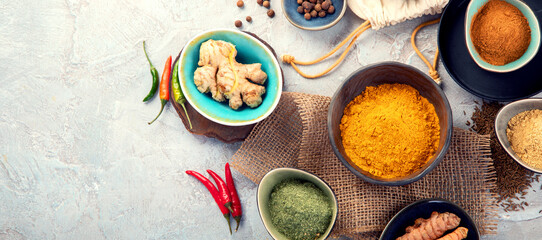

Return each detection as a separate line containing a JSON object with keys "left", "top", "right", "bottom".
{"left": 231, "top": 92, "right": 498, "bottom": 239}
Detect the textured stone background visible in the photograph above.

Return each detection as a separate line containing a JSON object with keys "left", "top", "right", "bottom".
{"left": 0, "top": 0, "right": 541, "bottom": 239}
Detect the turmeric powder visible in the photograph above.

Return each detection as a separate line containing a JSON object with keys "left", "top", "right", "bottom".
{"left": 340, "top": 84, "right": 440, "bottom": 179}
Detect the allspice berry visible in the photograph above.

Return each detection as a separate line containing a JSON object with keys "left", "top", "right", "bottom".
{"left": 263, "top": 0, "right": 270, "bottom": 8}
{"left": 304, "top": 8, "right": 310, "bottom": 13}
{"left": 297, "top": 0, "right": 303, "bottom": 4}
{"left": 267, "top": 9, "right": 275, "bottom": 17}
{"left": 235, "top": 20, "right": 242, "bottom": 28}
{"left": 309, "top": 0, "right": 316, "bottom": 3}
{"left": 246, "top": 16, "right": 252, "bottom": 22}
{"left": 257, "top": 0, "right": 263, "bottom": 5}
{"left": 302, "top": 1, "right": 314, "bottom": 10}
{"left": 310, "top": 10, "right": 317, "bottom": 18}
{"left": 321, "top": 0, "right": 330, "bottom": 10}
{"left": 297, "top": 6, "right": 304, "bottom": 14}
{"left": 314, "top": 3, "right": 322, "bottom": 11}
{"left": 304, "top": 12, "right": 311, "bottom": 20}
{"left": 318, "top": 10, "right": 326, "bottom": 17}
{"left": 327, "top": 5, "right": 335, "bottom": 14}
{"left": 237, "top": 0, "right": 244, "bottom": 7}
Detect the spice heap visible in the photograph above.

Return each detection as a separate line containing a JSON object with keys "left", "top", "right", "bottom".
{"left": 470, "top": 0, "right": 531, "bottom": 66}
{"left": 269, "top": 179, "right": 332, "bottom": 240}
{"left": 296, "top": 0, "right": 335, "bottom": 20}
{"left": 470, "top": 102, "right": 540, "bottom": 211}
{"left": 340, "top": 84, "right": 440, "bottom": 179}
{"left": 507, "top": 109, "right": 542, "bottom": 170}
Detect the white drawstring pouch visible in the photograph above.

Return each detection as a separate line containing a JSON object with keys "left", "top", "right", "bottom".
{"left": 348, "top": 0, "right": 449, "bottom": 29}
{"left": 282, "top": 0, "right": 450, "bottom": 80}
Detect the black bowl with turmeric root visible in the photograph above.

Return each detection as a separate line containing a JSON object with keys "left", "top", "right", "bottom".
{"left": 379, "top": 198, "right": 480, "bottom": 240}
{"left": 328, "top": 62, "right": 453, "bottom": 186}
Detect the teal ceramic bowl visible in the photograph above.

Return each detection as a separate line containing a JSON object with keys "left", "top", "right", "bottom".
{"left": 465, "top": 0, "right": 541, "bottom": 73}
{"left": 257, "top": 168, "right": 338, "bottom": 240}
{"left": 179, "top": 29, "right": 283, "bottom": 126}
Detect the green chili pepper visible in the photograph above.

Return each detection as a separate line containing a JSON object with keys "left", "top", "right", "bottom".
{"left": 142, "top": 41, "right": 159, "bottom": 102}
{"left": 171, "top": 58, "right": 193, "bottom": 129}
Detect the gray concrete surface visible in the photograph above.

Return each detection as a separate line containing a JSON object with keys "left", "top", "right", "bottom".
{"left": 1, "top": 0, "right": 541, "bottom": 239}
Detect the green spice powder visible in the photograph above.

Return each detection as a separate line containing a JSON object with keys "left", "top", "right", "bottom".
{"left": 269, "top": 179, "right": 332, "bottom": 240}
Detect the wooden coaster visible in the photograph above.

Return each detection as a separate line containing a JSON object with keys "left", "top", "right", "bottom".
{"left": 169, "top": 32, "right": 284, "bottom": 143}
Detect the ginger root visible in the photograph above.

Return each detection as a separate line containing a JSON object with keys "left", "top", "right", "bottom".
{"left": 396, "top": 212, "right": 461, "bottom": 240}
{"left": 194, "top": 39, "right": 267, "bottom": 110}
{"left": 437, "top": 227, "right": 468, "bottom": 240}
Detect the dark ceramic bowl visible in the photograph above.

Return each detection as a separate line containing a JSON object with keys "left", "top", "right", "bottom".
{"left": 379, "top": 198, "right": 480, "bottom": 240}
{"left": 281, "top": 0, "right": 346, "bottom": 31}
{"left": 328, "top": 62, "right": 453, "bottom": 186}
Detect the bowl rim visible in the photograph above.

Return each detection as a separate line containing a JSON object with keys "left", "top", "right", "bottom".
{"left": 495, "top": 98, "right": 542, "bottom": 173}
{"left": 256, "top": 167, "right": 339, "bottom": 240}
{"left": 464, "top": 0, "right": 541, "bottom": 73}
{"left": 327, "top": 62, "right": 453, "bottom": 186}
{"left": 280, "top": 0, "right": 347, "bottom": 31}
{"left": 179, "top": 28, "right": 283, "bottom": 126}
{"left": 378, "top": 198, "right": 481, "bottom": 240}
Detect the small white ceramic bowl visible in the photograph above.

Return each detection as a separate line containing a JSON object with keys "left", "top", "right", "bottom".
{"left": 257, "top": 168, "right": 338, "bottom": 240}
{"left": 495, "top": 98, "right": 542, "bottom": 173}
{"left": 465, "top": 0, "right": 541, "bottom": 73}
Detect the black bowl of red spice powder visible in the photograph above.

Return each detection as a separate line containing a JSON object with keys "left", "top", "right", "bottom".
{"left": 328, "top": 62, "right": 453, "bottom": 186}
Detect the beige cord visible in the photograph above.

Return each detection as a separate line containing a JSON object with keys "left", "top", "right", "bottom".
{"left": 282, "top": 21, "right": 372, "bottom": 79}
{"left": 411, "top": 19, "right": 441, "bottom": 84}
{"left": 283, "top": 19, "right": 441, "bottom": 80}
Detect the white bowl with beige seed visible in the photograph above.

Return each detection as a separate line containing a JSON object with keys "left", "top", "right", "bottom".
{"left": 495, "top": 98, "right": 542, "bottom": 173}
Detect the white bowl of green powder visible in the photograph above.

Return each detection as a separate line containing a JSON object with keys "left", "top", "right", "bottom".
{"left": 257, "top": 168, "right": 338, "bottom": 240}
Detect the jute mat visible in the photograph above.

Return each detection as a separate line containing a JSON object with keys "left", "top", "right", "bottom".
{"left": 231, "top": 92, "right": 498, "bottom": 239}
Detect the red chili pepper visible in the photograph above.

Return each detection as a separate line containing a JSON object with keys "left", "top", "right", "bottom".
{"left": 148, "top": 55, "right": 172, "bottom": 125}
{"left": 186, "top": 170, "right": 232, "bottom": 234}
{"left": 207, "top": 170, "right": 234, "bottom": 213}
{"left": 225, "top": 163, "right": 242, "bottom": 231}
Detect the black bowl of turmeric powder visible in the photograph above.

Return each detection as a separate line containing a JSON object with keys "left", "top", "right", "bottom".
{"left": 328, "top": 62, "right": 453, "bottom": 186}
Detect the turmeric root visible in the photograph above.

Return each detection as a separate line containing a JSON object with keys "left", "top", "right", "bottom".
{"left": 194, "top": 39, "right": 267, "bottom": 109}
{"left": 437, "top": 227, "right": 468, "bottom": 240}
{"left": 396, "top": 212, "right": 461, "bottom": 240}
